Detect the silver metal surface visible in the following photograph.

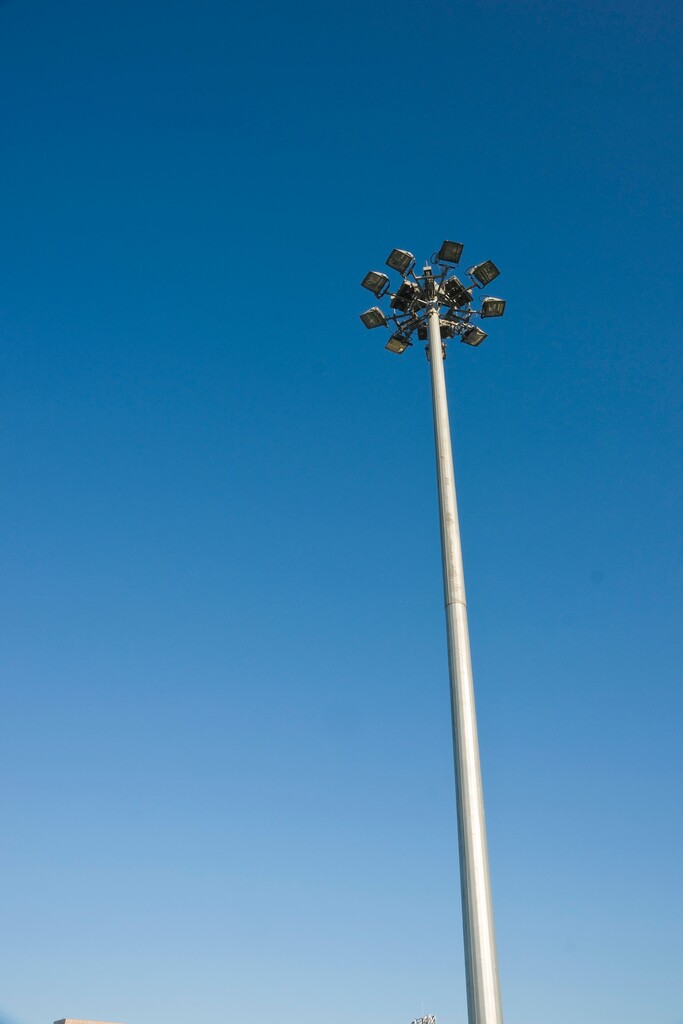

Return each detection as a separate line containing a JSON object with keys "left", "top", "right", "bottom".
{"left": 427, "top": 306, "right": 504, "bottom": 1024}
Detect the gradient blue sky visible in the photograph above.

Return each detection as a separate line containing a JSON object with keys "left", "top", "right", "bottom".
{"left": 1, "top": 1, "right": 682, "bottom": 1023}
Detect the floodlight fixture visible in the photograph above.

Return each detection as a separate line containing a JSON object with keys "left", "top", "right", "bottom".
{"left": 481, "top": 297, "right": 506, "bottom": 318}
{"left": 386, "top": 248, "right": 415, "bottom": 275}
{"left": 386, "top": 332, "right": 411, "bottom": 354}
{"left": 442, "top": 275, "right": 472, "bottom": 309}
{"left": 437, "top": 240, "right": 464, "bottom": 265}
{"left": 468, "top": 260, "right": 500, "bottom": 287}
{"left": 390, "top": 280, "right": 421, "bottom": 313}
{"left": 461, "top": 324, "right": 488, "bottom": 347}
{"left": 361, "top": 270, "right": 390, "bottom": 297}
{"left": 360, "top": 306, "right": 388, "bottom": 329}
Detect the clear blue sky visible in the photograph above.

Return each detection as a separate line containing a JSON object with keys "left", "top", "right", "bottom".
{"left": 1, "top": 1, "right": 681, "bottom": 1023}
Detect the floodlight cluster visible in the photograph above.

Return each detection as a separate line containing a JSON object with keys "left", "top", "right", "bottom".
{"left": 359, "top": 240, "right": 505, "bottom": 355}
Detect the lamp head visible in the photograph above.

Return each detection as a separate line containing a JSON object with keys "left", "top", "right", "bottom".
{"left": 468, "top": 260, "right": 500, "bottom": 287}
{"left": 385, "top": 332, "right": 411, "bottom": 354}
{"left": 441, "top": 275, "right": 472, "bottom": 309}
{"left": 390, "top": 280, "right": 421, "bottom": 313}
{"left": 361, "top": 270, "right": 390, "bottom": 297}
{"left": 386, "top": 248, "right": 415, "bottom": 275}
{"left": 436, "top": 240, "right": 464, "bottom": 265}
{"left": 360, "top": 307, "right": 388, "bottom": 329}
{"left": 460, "top": 324, "right": 488, "bottom": 347}
{"left": 481, "top": 297, "right": 506, "bottom": 318}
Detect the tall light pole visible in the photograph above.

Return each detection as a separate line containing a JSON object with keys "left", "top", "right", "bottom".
{"left": 359, "top": 243, "right": 506, "bottom": 1024}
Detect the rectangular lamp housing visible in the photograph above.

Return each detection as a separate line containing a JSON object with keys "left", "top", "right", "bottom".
{"left": 386, "top": 248, "right": 414, "bottom": 274}
{"left": 386, "top": 333, "right": 410, "bottom": 354}
{"left": 360, "top": 307, "right": 388, "bottom": 329}
{"left": 461, "top": 325, "right": 487, "bottom": 347}
{"left": 469, "top": 260, "right": 500, "bottom": 287}
{"left": 481, "top": 297, "right": 506, "bottom": 318}
{"left": 362, "top": 271, "right": 390, "bottom": 297}
{"left": 437, "top": 240, "right": 464, "bottom": 264}
{"left": 390, "top": 280, "right": 420, "bottom": 313}
{"left": 442, "top": 275, "right": 471, "bottom": 309}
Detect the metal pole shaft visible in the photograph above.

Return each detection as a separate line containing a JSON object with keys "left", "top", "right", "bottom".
{"left": 427, "top": 306, "right": 503, "bottom": 1024}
